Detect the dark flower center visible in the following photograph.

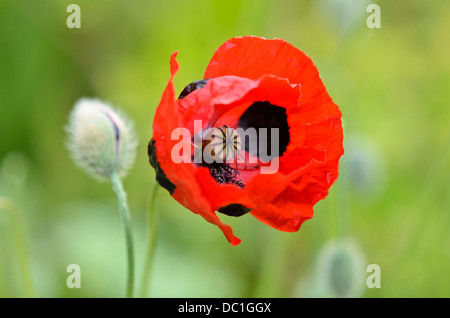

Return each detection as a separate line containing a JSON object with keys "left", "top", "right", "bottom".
{"left": 238, "top": 101, "right": 290, "bottom": 159}
{"left": 179, "top": 79, "right": 245, "bottom": 188}
{"left": 178, "top": 81, "right": 290, "bottom": 191}
{"left": 176, "top": 80, "right": 292, "bottom": 218}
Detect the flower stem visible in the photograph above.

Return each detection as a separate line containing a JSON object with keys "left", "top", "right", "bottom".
{"left": 140, "top": 183, "right": 160, "bottom": 298}
{"left": 0, "top": 197, "right": 35, "bottom": 297}
{"left": 110, "top": 172, "right": 134, "bottom": 298}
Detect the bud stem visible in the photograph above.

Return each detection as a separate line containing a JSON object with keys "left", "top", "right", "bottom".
{"left": 110, "top": 172, "right": 134, "bottom": 298}
{"left": 0, "top": 197, "right": 35, "bottom": 297}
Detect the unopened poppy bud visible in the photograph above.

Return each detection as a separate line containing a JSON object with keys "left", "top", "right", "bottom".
{"left": 66, "top": 98, "right": 138, "bottom": 181}
{"left": 317, "top": 239, "right": 366, "bottom": 298}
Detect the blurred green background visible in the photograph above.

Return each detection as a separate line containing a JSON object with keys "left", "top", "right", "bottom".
{"left": 0, "top": 0, "right": 449, "bottom": 298}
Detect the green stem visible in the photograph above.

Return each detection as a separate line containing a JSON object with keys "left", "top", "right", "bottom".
{"left": 140, "top": 183, "right": 160, "bottom": 298}
{"left": 110, "top": 172, "right": 134, "bottom": 298}
{"left": 0, "top": 197, "right": 35, "bottom": 297}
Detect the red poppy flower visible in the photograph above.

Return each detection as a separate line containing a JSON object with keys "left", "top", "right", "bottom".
{"left": 148, "top": 36, "right": 343, "bottom": 246}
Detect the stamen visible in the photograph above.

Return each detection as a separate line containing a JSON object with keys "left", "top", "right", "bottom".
{"left": 206, "top": 162, "right": 244, "bottom": 188}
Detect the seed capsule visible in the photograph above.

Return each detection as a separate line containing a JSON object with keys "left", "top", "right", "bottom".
{"left": 204, "top": 125, "right": 242, "bottom": 162}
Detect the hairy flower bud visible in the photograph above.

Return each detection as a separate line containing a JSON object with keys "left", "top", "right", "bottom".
{"left": 316, "top": 238, "right": 366, "bottom": 298}
{"left": 66, "top": 98, "right": 138, "bottom": 181}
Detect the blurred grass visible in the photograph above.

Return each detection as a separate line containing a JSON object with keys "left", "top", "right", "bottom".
{"left": 0, "top": 0, "right": 449, "bottom": 297}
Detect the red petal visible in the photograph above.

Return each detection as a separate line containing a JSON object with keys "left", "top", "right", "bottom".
{"left": 154, "top": 38, "right": 344, "bottom": 243}
{"left": 153, "top": 52, "right": 241, "bottom": 246}
{"left": 250, "top": 189, "right": 314, "bottom": 232}
{"left": 204, "top": 36, "right": 326, "bottom": 105}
